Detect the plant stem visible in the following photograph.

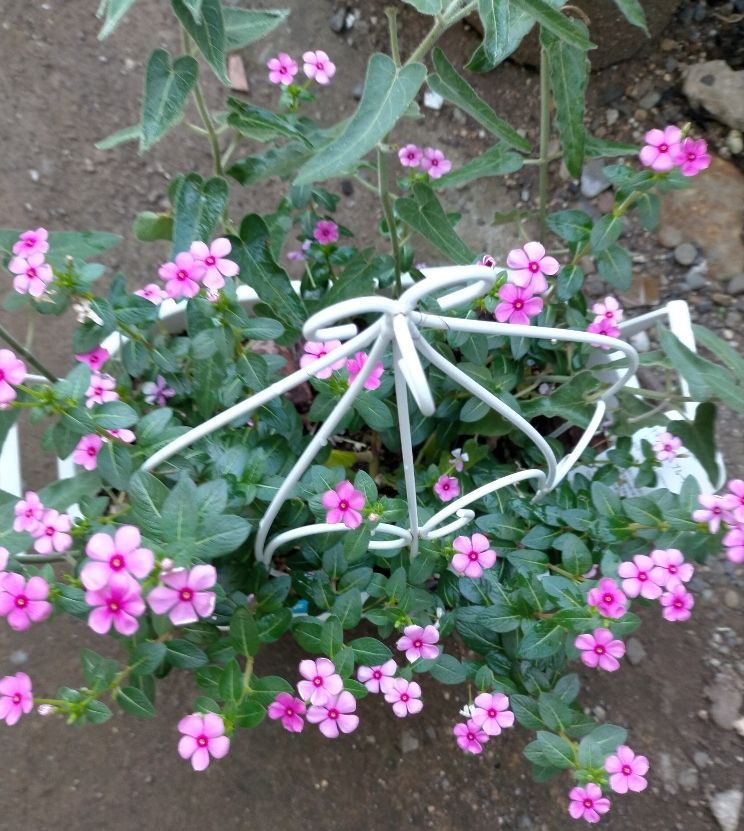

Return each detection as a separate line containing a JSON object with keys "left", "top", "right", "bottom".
{"left": 377, "top": 147, "right": 403, "bottom": 296}
{"left": 385, "top": 7, "right": 401, "bottom": 67}
{"left": 406, "top": 13, "right": 448, "bottom": 65}
{"left": 538, "top": 44, "right": 551, "bottom": 240}
{"left": 182, "top": 31, "right": 223, "bottom": 176}
{"left": 0, "top": 321, "right": 57, "bottom": 383}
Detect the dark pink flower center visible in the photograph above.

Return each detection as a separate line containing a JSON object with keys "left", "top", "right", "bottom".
{"left": 407, "top": 152, "right": 416, "bottom": 160}
{"left": 11, "top": 694, "right": 21, "bottom": 704}
{"left": 638, "top": 572, "right": 647, "bottom": 581}
{"left": 197, "top": 735, "right": 208, "bottom": 747}
{"left": 674, "top": 599, "right": 683, "bottom": 608}
{"left": 373, "top": 670, "right": 382, "bottom": 680}
{"left": 583, "top": 799, "right": 594, "bottom": 809}
{"left": 668, "top": 564, "right": 677, "bottom": 574}
{"left": 108, "top": 600, "right": 120, "bottom": 612}
{"left": 513, "top": 300, "right": 524, "bottom": 310}
{"left": 27, "top": 267, "right": 37, "bottom": 279}
{"left": 467, "top": 731, "right": 476, "bottom": 742}
{"left": 205, "top": 255, "right": 216, "bottom": 266}
{"left": 605, "top": 310, "right": 614, "bottom": 319}
{"left": 603, "top": 594, "right": 614, "bottom": 604}
{"left": 400, "top": 693, "right": 409, "bottom": 702}
{"left": 487, "top": 708, "right": 497, "bottom": 718}
{"left": 316, "top": 61, "right": 325, "bottom": 71}
{"left": 664, "top": 443, "right": 672, "bottom": 451}
{"left": 94, "top": 386, "right": 104, "bottom": 395}
{"left": 528, "top": 261, "right": 539, "bottom": 272}
{"left": 622, "top": 765, "right": 632, "bottom": 775}
{"left": 430, "top": 158, "right": 439, "bottom": 167}
{"left": 313, "top": 676, "right": 323, "bottom": 687}
{"left": 595, "top": 645, "right": 606, "bottom": 654}
{"left": 25, "top": 508, "right": 34, "bottom": 517}
{"left": 87, "top": 446, "right": 97, "bottom": 456}
{"left": 327, "top": 708, "right": 338, "bottom": 720}
{"left": 45, "top": 526, "right": 55, "bottom": 537}
{"left": 15, "top": 595, "right": 27, "bottom": 608}
{"left": 176, "top": 269, "right": 188, "bottom": 281}
{"left": 24, "top": 239, "right": 36, "bottom": 248}
{"left": 659, "top": 143, "right": 668, "bottom": 152}
{"left": 442, "top": 483, "right": 450, "bottom": 491}
{"left": 687, "top": 152, "right": 696, "bottom": 161}
{"left": 338, "top": 500, "right": 349, "bottom": 511}
{"left": 285, "top": 707, "right": 294, "bottom": 716}
{"left": 713, "top": 506, "right": 722, "bottom": 515}
{"left": 468, "top": 550, "right": 479, "bottom": 561}
{"left": 179, "top": 588, "right": 194, "bottom": 602}
{"left": 413, "top": 639, "right": 423, "bottom": 649}
{"left": 110, "top": 555, "right": 124, "bottom": 570}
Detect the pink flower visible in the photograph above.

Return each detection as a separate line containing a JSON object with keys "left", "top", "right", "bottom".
{"left": 587, "top": 578, "right": 627, "bottom": 619}
{"left": 8, "top": 253, "right": 53, "bottom": 297}
{"left": 72, "top": 434, "right": 104, "bottom": 471}
{"left": 32, "top": 509, "right": 73, "bottom": 554}
{"left": 306, "top": 691, "right": 359, "bottom": 738}
{"left": 605, "top": 745, "right": 649, "bottom": 794}
{"left": 453, "top": 719, "right": 489, "bottom": 754}
{"left": 12, "top": 227, "right": 49, "bottom": 257}
{"left": 108, "top": 427, "right": 136, "bottom": 443}
{"left": 449, "top": 448, "right": 469, "bottom": 472}
{"left": 178, "top": 712, "right": 230, "bottom": 771}
{"left": 0, "top": 672, "right": 33, "bottom": 725}
{"left": 75, "top": 346, "right": 110, "bottom": 372}
{"left": 639, "top": 125, "right": 682, "bottom": 172}
{"left": 671, "top": 137, "right": 711, "bottom": 177}
{"left": 357, "top": 658, "right": 397, "bottom": 694}
{"left": 85, "top": 372, "right": 119, "bottom": 409}
{"left": 434, "top": 474, "right": 460, "bottom": 502}
{"left": 398, "top": 143, "right": 423, "bottom": 168}
{"left": 479, "top": 254, "right": 497, "bottom": 268}
{"left": 346, "top": 352, "right": 384, "bottom": 390}
{"left": 322, "top": 480, "right": 365, "bottom": 529}
{"left": 568, "top": 783, "right": 611, "bottom": 823}
{"left": 300, "top": 340, "right": 345, "bottom": 380}
{"left": 660, "top": 584, "right": 694, "bottom": 621}
{"left": 189, "top": 238, "right": 239, "bottom": 290}
{"left": 135, "top": 283, "right": 168, "bottom": 305}
{"left": 575, "top": 628, "right": 625, "bottom": 672}
{"left": 494, "top": 283, "right": 543, "bottom": 325}
{"left": 653, "top": 431, "right": 682, "bottom": 462}
{"left": 587, "top": 316, "right": 621, "bottom": 344}
{"left": 0, "top": 573, "right": 52, "bottom": 631}
{"left": 471, "top": 692, "right": 515, "bottom": 736}
{"left": 267, "top": 52, "right": 298, "bottom": 85}
{"left": 0, "top": 547, "right": 8, "bottom": 571}
{"left": 591, "top": 296, "right": 624, "bottom": 325}
{"left": 420, "top": 147, "right": 452, "bottom": 180}
{"left": 721, "top": 479, "right": 744, "bottom": 525}
{"left": 650, "top": 548, "right": 693, "bottom": 588}
{"left": 302, "top": 50, "right": 336, "bottom": 85}
{"left": 617, "top": 554, "right": 663, "bottom": 599}
{"left": 723, "top": 526, "right": 744, "bottom": 564}
{"left": 142, "top": 374, "right": 175, "bottom": 406}
{"left": 85, "top": 573, "right": 145, "bottom": 636}
{"left": 451, "top": 533, "right": 497, "bottom": 579}
{"left": 158, "top": 252, "right": 206, "bottom": 299}
{"left": 13, "top": 491, "right": 44, "bottom": 534}
{"left": 396, "top": 624, "right": 440, "bottom": 662}
{"left": 0, "top": 349, "right": 26, "bottom": 406}
{"left": 692, "top": 494, "right": 727, "bottom": 533}
{"left": 313, "top": 220, "right": 339, "bottom": 245}
{"left": 506, "top": 241, "right": 559, "bottom": 292}
{"left": 297, "top": 657, "right": 343, "bottom": 705}
{"left": 268, "top": 692, "right": 306, "bottom": 732}
{"left": 81, "top": 525, "right": 155, "bottom": 591}
{"left": 147, "top": 565, "right": 217, "bottom": 625}
{"left": 384, "top": 677, "right": 423, "bottom": 717}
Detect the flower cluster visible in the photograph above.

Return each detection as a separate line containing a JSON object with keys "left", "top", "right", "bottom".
{"left": 639, "top": 126, "right": 710, "bottom": 176}
{"left": 267, "top": 50, "right": 336, "bottom": 86}
{"left": 586, "top": 296, "right": 624, "bottom": 342}
{"left": 149, "top": 237, "right": 239, "bottom": 301}
{"left": 8, "top": 228, "right": 54, "bottom": 298}
{"left": 695, "top": 479, "right": 744, "bottom": 564}
{"left": 453, "top": 693, "right": 515, "bottom": 754}
{"left": 568, "top": 746, "right": 648, "bottom": 823}
{"left": 13, "top": 491, "right": 73, "bottom": 556}
{"left": 398, "top": 143, "right": 453, "bottom": 179}
{"left": 301, "top": 340, "right": 384, "bottom": 391}
{"left": 495, "top": 241, "right": 558, "bottom": 325}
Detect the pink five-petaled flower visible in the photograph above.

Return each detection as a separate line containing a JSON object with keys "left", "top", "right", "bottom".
{"left": 591, "top": 296, "right": 624, "bottom": 325}
{"left": 302, "top": 50, "right": 336, "bottom": 85}
{"left": 494, "top": 284, "right": 543, "bottom": 325}
{"left": 85, "top": 573, "right": 145, "bottom": 636}
{"left": 639, "top": 125, "right": 682, "bottom": 172}
{"left": 586, "top": 578, "right": 627, "bottom": 619}
{"left": 0, "top": 349, "right": 26, "bottom": 406}
{"left": 471, "top": 692, "right": 515, "bottom": 736}
{"left": 605, "top": 745, "right": 649, "bottom": 794}
{"left": 0, "top": 574, "right": 52, "bottom": 631}
{"left": 692, "top": 494, "right": 727, "bottom": 533}
{"left": 568, "top": 783, "right": 611, "bottom": 824}
{"left": 72, "top": 434, "right": 103, "bottom": 471}
{"left": 8, "top": 253, "right": 53, "bottom": 298}
{"left": 617, "top": 554, "right": 663, "bottom": 599}
{"left": 178, "top": 713, "right": 230, "bottom": 771}
{"left": 322, "top": 480, "right": 365, "bottom": 529}
{"left": 346, "top": 352, "right": 384, "bottom": 390}
{"left": 451, "top": 533, "right": 497, "bottom": 579}
{"left": 723, "top": 526, "right": 744, "bottom": 564}
{"left": 587, "top": 316, "right": 621, "bottom": 344}
{"left": 268, "top": 692, "right": 306, "bottom": 733}
{"left": 300, "top": 340, "right": 345, "bottom": 380}
{"left": 384, "top": 678, "right": 423, "bottom": 718}
{"left": 85, "top": 372, "right": 119, "bottom": 409}
{"left": 453, "top": 719, "right": 489, "bottom": 754}
{"left": 158, "top": 252, "right": 206, "bottom": 299}
{"left": 722, "top": 479, "right": 744, "bottom": 524}
{"left": 313, "top": 220, "right": 339, "bottom": 245}
{"left": 660, "top": 583, "right": 695, "bottom": 622}
{"left": 306, "top": 691, "right": 359, "bottom": 738}
{"left": 297, "top": 657, "right": 343, "bottom": 705}
{"left": 398, "top": 143, "right": 423, "bottom": 168}
{"left": 650, "top": 548, "right": 694, "bottom": 588}
{"left": 0, "top": 672, "right": 33, "bottom": 726}
{"left": 32, "top": 509, "right": 73, "bottom": 554}
{"left": 396, "top": 624, "right": 440, "bottom": 663}
{"left": 189, "top": 238, "right": 239, "bottom": 291}
{"left": 420, "top": 147, "right": 452, "bottom": 180}
{"left": 75, "top": 346, "right": 110, "bottom": 372}
{"left": 81, "top": 525, "right": 155, "bottom": 591}
{"left": 449, "top": 447, "right": 469, "bottom": 472}
{"left": 142, "top": 374, "right": 175, "bottom": 407}
{"left": 13, "top": 227, "right": 49, "bottom": 257}
{"left": 267, "top": 52, "right": 298, "bottom": 85}
{"left": 434, "top": 474, "right": 460, "bottom": 502}
{"left": 575, "top": 628, "right": 626, "bottom": 672}
{"left": 135, "top": 283, "right": 168, "bottom": 305}
{"left": 653, "top": 431, "right": 682, "bottom": 462}
{"left": 357, "top": 658, "right": 397, "bottom": 694}
{"left": 13, "top": 491, "right": 44, "bottom": 534}
{"left": 671, "top": 136, "right": 711, "bottom": 177}
{"left": 147, "top": 565, "right": 217, "bottom": 626}
{"left": 108, "top": 427, "right": 136, "bottom": 443}
{"left": 506, "top": 241, "right": 559, "bottom": 293}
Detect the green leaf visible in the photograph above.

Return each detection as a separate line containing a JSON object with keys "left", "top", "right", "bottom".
{"left": 591, "top": 480, "right": 622, "bottom": 517}
{"left": 585, "top": 134, "right": 638, "bottom": 158}
{"left": 596, "top": 243, "right": 632, "bottom": 290}
{"left": 510, "top": 693, "right": 544, "bottom": 730}
{"left": 219, "top": 659, "right": 243, "bottom": 704}
{"left": 611, "top": 0, "right": 649, "bottom": 33}
{"left": 590, "top": 214, "right": 625, "bottom": 252}
{"left": 242, "top": 318, "right": 285, "bottom": 341}
{"left": 349, "top": 637, "right": 392, "bottom": 665}
{"left": 192, "top": 514, "right": 251, "bottom": 559}
{"left": 223, "top": 8, "right": 290, "bottom": 51}
{"left": 295, "top": 53, "right": 426, "bottom": 184}
{"left": 96, "top": 441, "right": 133, "bottom": 490}
{"left": 81, "top": 700, "right": 113, "bottom": 725}
{"left": 171, "top": 173, "right": 229, "bottom": 255}
{"left": 396, "top": 183, "right": 475, "bottom": 264}
{"left": 556, "top": 265, "right": 585, "bottom": 300}
{"left": 171, "top": 0, "right": 229, "bottom": 85}
{"left": 116, "top": 686, "right": 155, "bottom": 719}
{"left": 233, "top": 698, "right": 266, "bottom": 728}
{"left": 181, "top": 0, "right": 202, "bottom": 22}
{"left": 134, "top": 211, "right": 174, "bottom": 242}
{"left": 428, "top": 48, "right": 529, "bottom": 152}
{"left": 128, "top": 470, "right": 169, "bottom": 537}
{"left": 92, "top": 401, "right": 138, "bottom": 430}
{"left": 95, "top": 124, "right": 141, "bottom": 150}
{"left": 140, "top": 49, "right": 198, "bottom": 152}
{"left": 320, "top": 615, "right": 344, "bottom": 657}
{"left": 165, "top": 639, "right": 209, "bottom": 669}
{"left": 668, "top": 403, "right": 719, "bottom": 485}
{"left": 511, "top": 0, "right": 595, "bottom": 50}
{"left": 547, "top": 209, "right": 592, "bottom": 242}
{"left": 227, "top": 143, "right": 314, "bottom": 186}
{"left": 293, "top": 620, "right": 324, "bottom": 653}
{"left": 532, "top": 730, "right": 576, "bottom": 768}
{"left": 434, "top": 142, "right": 524, "bottom": 189}
{"left": 131, "top": 642, "right": 167, "bottom": 676}
{"left": 97, "top": 0, "right": 138, "bottom": 38}
{"left": 473, "top": 0, "right": 540, "bottom": 69}
{"left": 555, "top": 532, "right": 592, "bottom": 575}
{"left": 81, "top": 649, "right": 119, "bottom": 690}
{"left": 634, "top": 192, "right": 660, "bottom": 231}
{"left": 692, "top": 324, "right": 744, "bottom": 377}
{"left": 226, "top": 98, "right": 310, "bottom": 144}
{"left": 333, "top": 589, "right": 363, "bottom": 629}
{"left": 578, "top": 724, "right": 627, "bottom": 768}
{"left": 401, "top": 0, "right": 444, "bottom": 12}
{"left": 518, "top": 621, "right": 564, "bottom": 659}
{"left": 163, "top": 478, "right": 199, "bottom": 543}
{"left": 429, "top": 653, "right": 467, "bottom": 685}
{"left": 230, "top": 607, "right": 260, "bottom": 657}
{"left": 353, "top": 393, "right": 393, "bottom": 430}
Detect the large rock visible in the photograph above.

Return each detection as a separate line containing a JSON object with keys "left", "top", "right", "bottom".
{"left": 684, "top": 61, "right": 744, "bottom": 131}
{"left": 659, "top": 157, "right": 744, "bottom": 280}
{"left": 710, "top": 790, "right": 743, "bottom": 831}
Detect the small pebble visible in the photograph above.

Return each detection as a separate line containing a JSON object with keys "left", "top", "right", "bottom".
{"left": 658, "top": 225, "right": 683, "bottom": 248}
{"left": 674, "top": 242, "right": 697, "bottom": 266}
{"left": 423, "top": 90, "right": 444, "bottom": 110}
{"left": 724, "top": 589, "right": 740, "bottom": 609}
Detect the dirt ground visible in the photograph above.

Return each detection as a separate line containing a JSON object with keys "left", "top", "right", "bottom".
{"left": 1, "top": 1, "right": 743, "bottom": 829}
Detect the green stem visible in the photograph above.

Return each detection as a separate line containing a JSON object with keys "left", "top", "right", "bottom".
{"left": 0, "top": 321, "right": 57, "bottom": 382}
{"left": 406, "top": 13, "right": 449, "bottom": 65}
{"left": 538, "top": 44, "right": 551, "bottom": 240}
{"left": 378, "top": 147, "right": 403, "bottom": 296}
{"left": 182, "top": 31, "right": 223, "bottom": 176}
{"left": 385, "top": 7, "right": 401, "bottom": 67}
